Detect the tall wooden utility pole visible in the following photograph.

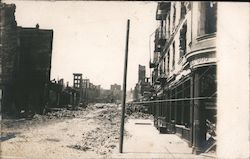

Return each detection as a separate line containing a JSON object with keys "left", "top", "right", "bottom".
{"left": 119, "top": 19, "right": 130, "bottom": 153}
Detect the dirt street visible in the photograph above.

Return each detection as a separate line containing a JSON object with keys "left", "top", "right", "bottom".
{"left": 0, "top": 103, "right": 133, "bottom": 159}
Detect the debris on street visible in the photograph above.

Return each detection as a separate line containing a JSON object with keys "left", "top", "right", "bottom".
{"left": 1, "top": 103, "right": 131, "bottom": 158}
{"left": 128, "top": 111, "right": 153, "bottom": 120}
{"left": 67, "top": 103, "right": 128, "bottom": 156}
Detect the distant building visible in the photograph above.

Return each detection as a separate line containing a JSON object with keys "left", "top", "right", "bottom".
{"left": 133, "top": 65, "right": 151, "bottom": 102}
{"left": 126, "top": 88, "right": 134, "bottom": 103}
{"left": 138, "top": 64, "right": 146, "bottom": 82}
{"left": 110, "top": 84, "right": 122, "bottom": 103}
{"left": 73, "top": 73, "right": 82, "bottom": 89}
{"left": 82, "top": 78, "right": 101, "bottom": 103}
{"left": 110, "top": 84, "right": 121, "bottom": 91}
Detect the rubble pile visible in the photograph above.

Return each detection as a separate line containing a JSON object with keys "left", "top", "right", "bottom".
{"left": 3, "top": 103, "right": 130, "bottom": 157}
{"left": 129, "top": 111, "right": 153, "bottom": 119}
{"left": 25, "top": 106, "right": 87, "bottom": 121}
{"left": 126, "top": 104, "right": 153, "bottom": 119}
{"left": 45, "top": 108, "right": 85, "bottom": 119}
{"left": 68, "top": 103, "right": 124, "bottom": 155}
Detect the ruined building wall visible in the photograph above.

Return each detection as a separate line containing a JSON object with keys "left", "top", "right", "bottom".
{"left": 0, "top": 3, "right": 19, "bottom": 114}
{"left": 17, "top": 27, "right": 53, "bottom": 114}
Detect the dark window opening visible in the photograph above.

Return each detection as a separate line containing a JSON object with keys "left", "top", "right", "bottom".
{"left": 167, "top": 51, "right": 170, "bottom": 73}
{"left": 163, "top": 57, "right": 166, "bottom": 73}
{"left": 205, "top": 2, "right": 217, "bottom": 34}
{"left": 173, "top": 5, "right": 176, "bottom": 31}
{"left": 179, "top": 23, "right": 187, "bottom": 57}
{"left": 167, "top": 15, "right": 171, "bottom": 38}
{"left": 159, "top": 63, "right": 163, "bottom": 75}
{"left": 181, "top": 2, "right": 187, "bottom": 19}
{"left": 172, "top": 42, "right": 175, "bottom": 69}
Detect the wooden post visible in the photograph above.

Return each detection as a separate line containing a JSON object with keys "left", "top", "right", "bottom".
{"left": 119, "top": 19, "right": 130, "bottom": 153}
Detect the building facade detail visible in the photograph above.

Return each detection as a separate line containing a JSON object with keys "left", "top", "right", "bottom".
{"left": 148, "top": 2, "right": 217, "bottom": 153}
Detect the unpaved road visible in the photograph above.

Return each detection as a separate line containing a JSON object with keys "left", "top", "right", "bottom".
{"left": 0, "top": 103, "right": 126, "bottom": 159}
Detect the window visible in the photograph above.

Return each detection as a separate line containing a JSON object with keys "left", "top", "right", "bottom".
{"left": 167, "top": 51, "right": 170, "bottom": 73}
{"left": 160, "top": 62, "right": 163, "bottom": 75}
{"left": 160, "top": 20, "right": 165, "bottom": 39}
{"left": 163, "top": 57, "right": 166, "bottom": 73}
{"left": 199, "top": 2, "right": 217, "bottom": 35}
{"left": 172, "top": 42, "right": 175, "bottom": 69}
{"left": 180, "top": 2, "right": 187, "bottom": 19}
{"left": 179, "top": 23, "right": 187, "bottom": 57}
{"left": 172, "top": 5, "right": 176, "bottom": 31}
{"left": 167, "top": 15, "right": 170, "bottom": 38}
{"left": 205, "top": 2, "right": 217, "bottom": 34}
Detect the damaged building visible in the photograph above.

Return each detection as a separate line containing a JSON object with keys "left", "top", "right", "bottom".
{"left": 147, "top": 1, "right": 217, "bottom": 153}
{"left": 0, "top": 3, "right": 19, "bottom": 115}
{"left": 0, "top": 3, "right": 53, "bottom": 116}
{"left": 133, "top": 65, "right": 152, "bottom": 102}
{"left": 16, "top": 26, "right": 53, "bottom": 114}
{"left": 82, "top": 78, "right": 101, "bottom": 104}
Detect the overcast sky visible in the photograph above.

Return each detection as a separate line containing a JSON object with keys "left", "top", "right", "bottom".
{"left": 5, "top": 0, "right": 157, "bottom": 90}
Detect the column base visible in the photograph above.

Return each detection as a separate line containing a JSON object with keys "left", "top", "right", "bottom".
{"left": 192, "top": 146, "right": 203, "bottom": 155}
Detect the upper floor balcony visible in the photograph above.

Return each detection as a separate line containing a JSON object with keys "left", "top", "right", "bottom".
{"left": 152, "top": 70, "right": 160, "bottom": 85}
{"left": 158, "top": 73, "right": 168, "bottom": 81}
{"left": 156, "top": 2, "right": 171, "bottom": 20}
{"left": 150, "top": 51, "right": 160, "bottom": 68}
{"left": 154, "top": 27, "right": 167, "bottom": 52}
{"left": 149, "top": 60, "right": 158, "bottom": 69}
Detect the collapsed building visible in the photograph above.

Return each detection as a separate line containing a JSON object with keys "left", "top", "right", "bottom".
{"left": 82, "top": 78, "right": 101, "bottom": 104}
{"left": 48, "top": 74, "right": 102, "bottom": 109}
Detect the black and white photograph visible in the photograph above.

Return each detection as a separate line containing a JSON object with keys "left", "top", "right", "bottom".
{"left": 0, "top": 1, "right": 249, "bottom": 159}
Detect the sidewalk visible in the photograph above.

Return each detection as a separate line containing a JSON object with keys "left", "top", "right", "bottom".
{"left": 112, "top": 119, "right": 214, "bottom": 159}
